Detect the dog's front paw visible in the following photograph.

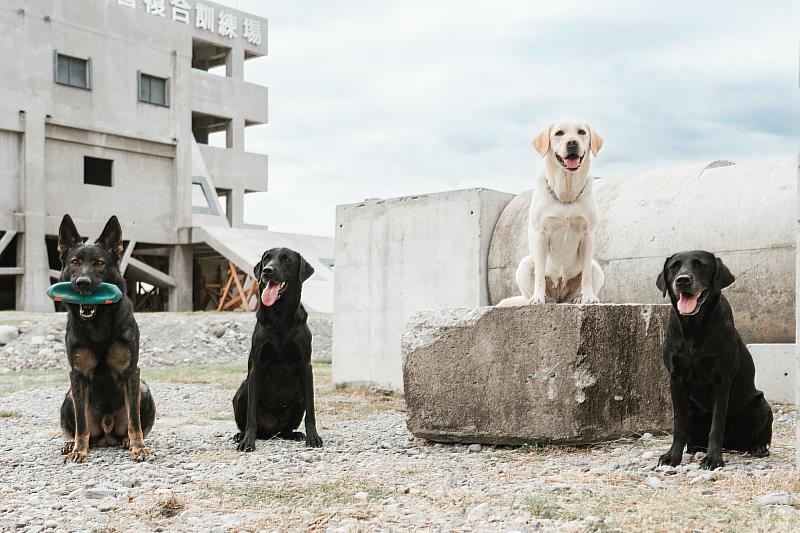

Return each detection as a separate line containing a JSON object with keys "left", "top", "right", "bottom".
{"left": 130, "top": 444, "right": 152, "bottom": 462}
{"left": 64, "top": 448, "right": 88, "bottom": 464}
{"left": 61, "top": 441, "right": 74, "bottom": 455}
{"left": 658, "top": 449, "right": 682, "bottom": 467}
{"left": 750, "top": 445, "right": 770, "bottom": 458}
{"left": 232, "top": 432, "right": 244, "bottom": 443}
{"left": 578, "top": 293, "right": 599, "bottom": 304}
{"left": 700, "top": 452, "right": 724, "bottom": 470}
{"left": 528, "top": 295, "right": 546, "bottom": 305}
{"left": 237, "top": 436, "right": 256, "bottom": 452}
{"left": 305, "top": 432, "right": 323, "bottom": 448}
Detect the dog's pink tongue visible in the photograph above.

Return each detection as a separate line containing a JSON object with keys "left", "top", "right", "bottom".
{"left": 565, "top": 157, "right": 580, "bottom": 169}
{"left": 261, "top": 283, "right": 280, "bottom": 307}
{"left": 678, "top": 292, "right": 700, "bottom": 314}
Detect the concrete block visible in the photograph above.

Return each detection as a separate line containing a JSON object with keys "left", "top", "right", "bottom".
{"left": 748, "top": 344, "right": 795, "bottom": 404}
{"left": 333, "top": 188, "right": 513, "bottom": 390}
{"left": 403, "top": 304, "right": 673, "bottom": 445}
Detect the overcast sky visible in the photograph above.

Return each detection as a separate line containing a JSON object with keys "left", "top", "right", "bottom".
{"left": 218, "top": 0, "right": 799, "bottom": 237}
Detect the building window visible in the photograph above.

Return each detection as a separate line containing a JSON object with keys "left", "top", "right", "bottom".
{"left": 54, "top": 52, "right": 91, "bottom": 89}
{"left": 138, "top": 72, "right": 169, "bottom": 107}
{"left": 84, "top": 157, "right": 113, "bottom": 187}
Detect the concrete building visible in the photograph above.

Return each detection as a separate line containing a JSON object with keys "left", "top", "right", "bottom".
{"left": 334, "top": 158, "right": 796, "bottom": 390}
{"left": 0, "top": 0, "right": 333, "bottom": 313}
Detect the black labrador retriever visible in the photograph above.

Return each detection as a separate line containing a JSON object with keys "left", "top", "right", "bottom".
{"left": 232, "top": 247, "right": 323, "bottom": 451}
{"left": 656, "top": 250, "right": 772, "bottom": 469}
{"left": 57, "top": 214, "right": 155, "bottom": 463}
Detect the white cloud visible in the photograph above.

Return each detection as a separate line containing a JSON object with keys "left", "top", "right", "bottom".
{"left": 220, "top": 0, "right": 800, "bottom": 236}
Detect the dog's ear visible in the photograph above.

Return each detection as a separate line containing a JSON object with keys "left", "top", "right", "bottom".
{"left": 656, "top": 256, "right": 670, "bottom": 297}
{"left": 57, "top": 214, "right": 82, "bottom": 258}
{"left": 253, "top": 257, "right": 263, "bottom": 279}
{"left": 298, "top": 254, "right": 315, "bottom": 283}
{"left": 714, "top": 257, "right": 735, "bottom": 290}
{"left": 95, "top": 216, "right": 123, "bottom": 259}
{"left": 532, "top": 126, "right": 551, "bottom": 157}
{"left": 589, "top": 126, "right": 604, "bottom": 157}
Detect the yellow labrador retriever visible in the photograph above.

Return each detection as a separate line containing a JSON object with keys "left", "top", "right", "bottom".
{"left": 499, "top": 120, "right": 604, "bottom": 306}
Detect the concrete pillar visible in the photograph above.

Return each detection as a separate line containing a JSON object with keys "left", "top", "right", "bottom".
{"left": 225, "top": 42, "right": 244, "bottom": 81}
{"left": 18, "top": 111, "right": 51, "bottom": 311}
{"left": 228, "top": 187, "right": 244, "bottom": 227}
{"left": 168, "top": 244, "right": 193, "bottom": 311}
{"left": 171, "top": 50, "right": 192, "bottom": 231}
{"left": 230, "top": 116, "right": 244, "bottom": 152}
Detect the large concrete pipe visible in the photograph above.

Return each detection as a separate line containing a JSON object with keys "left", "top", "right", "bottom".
{"left": 487, "top": 157, "right": 796, "bottom": 344}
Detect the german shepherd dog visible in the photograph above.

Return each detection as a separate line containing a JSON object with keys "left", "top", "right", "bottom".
{"left": 57, "top": 214, "right": 155, "bottom": 463}
{"left": 233, "top": 247, "right": 323, "bottom": 451}
{"left": 656, "top": 250, "right": 772, "bottom": 469}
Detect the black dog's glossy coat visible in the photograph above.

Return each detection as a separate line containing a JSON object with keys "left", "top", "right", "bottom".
{"left": 656, "top": 250, "right": 772, "bottom": 470}
{"left": 57, "top": 215, "right": 155, "bottom": 462}
{"left": 232, "top": 247, "right": 322, "bottom": 451}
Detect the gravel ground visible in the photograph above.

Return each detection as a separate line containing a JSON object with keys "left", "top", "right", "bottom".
{"left": 0, "top": 311, "right": 331, "bottom": 371}
{"left": 1, "top": 312, "right": 799, "bottom": 531}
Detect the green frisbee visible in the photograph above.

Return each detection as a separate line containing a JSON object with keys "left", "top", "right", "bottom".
{"left": 46, "top": 282, "right": 123, "bottom": 305}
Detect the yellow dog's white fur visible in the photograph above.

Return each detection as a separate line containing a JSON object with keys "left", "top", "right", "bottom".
{"left": 499, "top": 120, "right": 605, "bottom": 306}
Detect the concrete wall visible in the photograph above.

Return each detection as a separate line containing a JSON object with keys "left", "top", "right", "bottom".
{"left": 332, "top": 189, "right": 513, "bottom": 390}
{"left": 748, "top": 344, "right": 794, "bottom": 404}
{"left": 488, "top": 158, "right": 796, "bottom": 344}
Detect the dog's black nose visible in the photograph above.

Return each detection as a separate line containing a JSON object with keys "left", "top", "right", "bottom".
{"left": 675, "top": 274, "right": 692, "bottom": 286}
{"left": 262, "top": 266, "right": 274, "bottom": 276}
{"left": 566, "top": 140, "right": 579, "bottom": 149}
{"left": 75, "top": 276, "right": 92, "bottom": 290}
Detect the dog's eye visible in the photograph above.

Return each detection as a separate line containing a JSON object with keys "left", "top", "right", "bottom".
{"left": 554, "top": 131, "right": 564, "bottom": 137}
{"left": 692, "top": 260, "right": 704, "bottom": 269}
{"left": 70, "top": 258, "right": 80, "bottom": 266}
{"left": 281, "top": 255, "right": 290, "bottom": 263}
{"left": 669, "top": 263, "right": 680, "bottom": 272}
{"left": 577, "top": 129, "right": 586, "bottom": 135}
{"left": 95, "top": 259, "right": 105, "bottom": 267}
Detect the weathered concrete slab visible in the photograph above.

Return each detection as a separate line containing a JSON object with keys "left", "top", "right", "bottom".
{"left": 403, "top": 304, "right": 673, "bottom": 445}
{"left": 748, "top": 343, "right": 795, "bottom": 404}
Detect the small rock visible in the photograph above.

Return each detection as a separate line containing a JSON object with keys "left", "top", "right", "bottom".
{"left": 212, "top": 325, "right": 226, "bottom": 338}
{"left": 466, "top": 502, "right": 491, "bottom": 522}
{"left": 646, "top": 476, "right": 663, "bottom": 488}
{"left": 97, "top": 500, "right": 118, "bottom": 512}
{"left": 355, "top": 491, "right": 368, "bottom": 501}
{"left": 758, "top": 492, "right": 795, "bottom": 506}
{"left": 0, "top": 325, "right": 18, "bottom": 345}
{"left": 468, "top": 444, "right": 482, "bottom": 453}
{"left": 299, "top": 452, "right": 315, "bottom": 463}
{"left": 85, "top": 487, "right": 117, "bottom": 499}
{"left": 641, "top": 451, "right": 656, "bottom": 460}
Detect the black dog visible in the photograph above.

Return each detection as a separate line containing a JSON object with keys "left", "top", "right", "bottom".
{"left": 57, "top": 214, "right": 155, "bottom": 463}
{"left": 656, "top": 250, "right": 772, "bottom": 469}
{"left": 232, "top": 247, "right": 322, "bottom": 451}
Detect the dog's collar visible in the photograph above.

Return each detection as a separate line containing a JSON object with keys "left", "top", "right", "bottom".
{"left": 544, "top": 174, "right": 589, "bottom": 204}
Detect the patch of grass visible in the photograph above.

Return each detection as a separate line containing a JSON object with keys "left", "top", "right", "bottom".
{"left": 151, "top": 493, "right": 184, "bottom": 518}
{"left": 203, "top": 479, "right": 392, "bottom": 510}
{"left": 142, "top": 364, "right": 246, "bottom": 389}
{"left": 524, "top": 493, "right": 562, "bottom": 519}
{"left": 0, "top": 410, "right": 20, "bottom": 418}
{"left": 312, "top": 355, "right": 332, "bottom": 365}
{"left": 0, "top": 368, "right": 67, "bottom": 397}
